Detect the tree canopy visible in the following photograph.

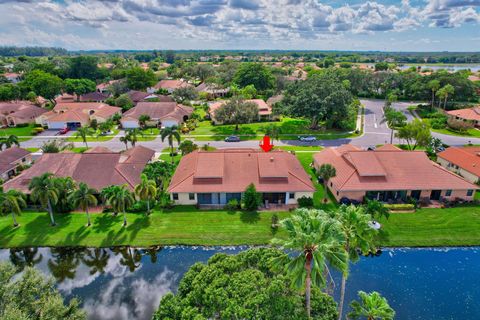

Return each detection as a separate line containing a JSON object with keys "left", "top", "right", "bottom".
{"left": 126, "top": 67, "right": 157, "bottom": 90}
{"left": 233, "top": 63, "right": 276, "bottom": 92}
{"left": 154, "top": 248, "right": 338, "bottom": 320}
{"left": 214, "top": 98, "right": 259, "bottom": 126}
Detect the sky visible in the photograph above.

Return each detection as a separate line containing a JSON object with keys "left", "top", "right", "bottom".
{"left": 0, "top": 0, "right": 479, "bottom": 51}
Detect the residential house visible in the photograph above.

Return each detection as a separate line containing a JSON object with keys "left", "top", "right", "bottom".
{"left": 96, "top": 79, "right": 121, "bottom": 93}
{"left": 313, "top": 144, "right": 477, "bottom": 203}
{"left": 3, "top": 146, "right": 155, "bottom": 192}
{"left": 36, "top": 102, "right": 121, "bottom": 129}
{"left": 209, "top": 99, "right": 273, "bottom": 123}
{"left": 120, "top": 102, "right": 192, "bottom": 128}
{"left": 0, "top": 102, "right": 47, "bottom": 126}
{"left": 0, "top": 147, "right": 31, "bottom": 181}
{"left": 148, "top": 79, "right": 192, "bottom": 94}
{"left": 437, "top": 146, "right": 480, "bottom": 184}
{"left": 126, "top": 91, "right": 169, "bottom": 104}
{"left": 195, "top": 82, "right": 229, "bottom": 99}
{"left": 446, "top": 106, "right": 480, "bottom": 126}
{"left": 3, "top": 72, "right": 20, "bottom": 83}
{"left": 168, "top": 149, "right": 315, "bottom": 207}
{"left": 79, "top": 91, "right": 110, "bottom": 102}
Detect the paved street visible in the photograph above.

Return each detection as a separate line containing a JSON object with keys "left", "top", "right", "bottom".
{"left": 19, "top": 99, "right": 480, "bottom": 152}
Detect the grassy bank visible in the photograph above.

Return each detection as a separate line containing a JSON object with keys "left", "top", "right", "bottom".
{"left": 1, "top": 206, "right": 480, "bottom": 248}
{"left": 0, "top": 208, "right": 289, "bottom": 247}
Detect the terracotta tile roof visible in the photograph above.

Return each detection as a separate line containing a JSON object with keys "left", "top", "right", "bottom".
{"left": 121, "top": 102, "right": 192, "bottom": 123}
{"left": 438, "top": 146, "right": 480, "bottom": 177}
{"left": 313, "top": 145, "right": 476, "bottom": 192}
{"left": 468, "top": 75, "right": 480, "bottom": 82}
{"left": 127, "top": 90, "right": 152, "bottom": 103}
{"left": 79, "top": 91, "right": 110, "bottom": 102}
{"left": 0, "top": 147, "right": 30, "bottom": 174}
{"left": 44, "top": 102, "right": 121, "bottom": 123}
{"left": 209, "top": 99, "right": 272, "bottom": 117}
{"left": 2, "top": 146, "right": 154, "bottom": 193}
{"left": 0, "top": 102, "right": 47, "bottom": 121}
{"left": 195, "top": 82, "right": 229, "bottom": 94}
{"left": 154, "top": 79, "right": 191, "bottom": 90}
{"left": 96, "top": 79, "right": 121, "bottom": 91}
{"left": 168, "top": 149, "right": 315, "bottom": 193}
{"left": 447, "top": 107, "right": 480, "bottom": 121}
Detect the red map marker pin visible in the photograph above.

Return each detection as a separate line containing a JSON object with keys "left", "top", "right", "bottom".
{"left": 260, "top": 135, "right": 273, "bottom": 152}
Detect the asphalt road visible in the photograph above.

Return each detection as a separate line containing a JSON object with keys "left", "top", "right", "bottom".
{"left": 20, "top": 99, "right": 480, "bottom": 152}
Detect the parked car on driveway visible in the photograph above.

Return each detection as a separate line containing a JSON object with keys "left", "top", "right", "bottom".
{"left": 58, "top": 127, "right": 70, "bottom": 135}
{"left": 225, "top": 135, "right": 240, "bottom": 142}
{"left": 298, "top": 135, "right": 316, "bottom": 142}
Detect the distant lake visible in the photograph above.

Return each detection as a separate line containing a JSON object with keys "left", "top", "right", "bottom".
{"left": 398, "top": 64, "right": 480, "bottom": 72}
{"left": 0, "top": 246, "right": 479, "bottom": 320}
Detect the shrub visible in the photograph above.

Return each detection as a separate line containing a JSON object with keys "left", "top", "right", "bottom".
{"left": 242, "top": 183, "right": 262, "bottom": 211}
{"left": 384, "top": 203, "right": 415, "bottom": 211}
{"left": 447, "top": 118, "right": 474, "bottom": 132}
{"left": 271, "top": 213, "right": 280, "bottom": 229}
{"left": 15, "top": 123, "right": 29, "bottom": 128}
{"left": 128, "top": 200, "right": 148, "bottom": 213}
{"left": 224, "top": 199, "right": 240, "bottom": 211}
{"left": 297, "top": 196, "right": 314, "bottom": 208}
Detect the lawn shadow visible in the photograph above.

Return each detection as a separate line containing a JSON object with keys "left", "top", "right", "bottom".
{"left": 65, "top": 225, "right": 91, "bottom": 245}
{"left": 127, "top": 215, "right": 151, "bottom": 241}
{"left": 100, "top": 228, "right": 128, "bottom": 247}
{"left": 0, "top": 225, "right": 18, "bottom": 246}
{"left": 240, "top": 211, "right": 261, "bottom": 224}
{"left": 92, "top": 213, "right": 117, "bottom": 233}
{"left": 20, "top": 213, "right": 72, "bottom": 246}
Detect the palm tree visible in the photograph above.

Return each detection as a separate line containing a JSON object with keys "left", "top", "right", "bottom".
{"left": 0, "top": 134, "right": 20, "bottom": 150}
{"left": 68, "top": 182, "right": 98, "bottom": 226}
{"left": 161, "top": 125, "right": 181, "bottom": 164}
{"left": 119, "top": 135, "right": 129, "bottom": 150}
{"left": 107, "top": 184, "right": 135, "bottom": 226}
{"left": 427, "top": 79, "right": 440, "bottom": 109}
{"left": 272, "top": 209, "right": 348, "bottom": 318}
{"left": 29, "top": 173, "right": 60, "bottom": 226}
{"left": 318, "top": 163, "right": 336, "bottom": 203}
{"left": 364, "top": 199, "right": 390, "bottom": 220}
{"left": 348, "top": 291, "right": 395, "bottom": 320}
{"left": 75, "top": 126, "right": 91, "bottom": 148}
{"left": 0, "top": 189, "right": 27, "bottom": 227}
{"left": 125, "top": 128, "right": 143, "bottom": 147}
{"left": 134, "top": 174, "right": 157, "bottom": 215}
{"left": 383, "top": 107, "right": 406, "bottom": 144}
{"left": 335, "top": 205, "right": 378, "bottom": 320}
{"left": 138, "top": 114, "right": 151, "bottom": 129}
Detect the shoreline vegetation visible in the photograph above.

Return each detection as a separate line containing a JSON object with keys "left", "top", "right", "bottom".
{"left": 1, "top": 206, "right": 479, "bottom": 248}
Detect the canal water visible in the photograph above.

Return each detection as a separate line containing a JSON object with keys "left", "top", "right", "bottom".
{"left": 0, "top": 246, "right": 479, "bottom": 320}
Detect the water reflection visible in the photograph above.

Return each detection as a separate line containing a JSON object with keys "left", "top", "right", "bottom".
{"left": 2, "top": 246, "right": 480, "bottom": 320}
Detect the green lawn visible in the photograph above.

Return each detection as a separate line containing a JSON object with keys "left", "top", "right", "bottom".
{"left": 431, "top": 127, "right": 480, "bottom": 138}
{"left": 187, "top": 117, "right": 357, "bottom": 141}
{"left": 67, "top": 129, "right": 120, "bottom": 142}
{"left": 0, "top": 124, "right": 35, "bottom": 137}
{"left": 0, "top": 208, "right": 290, "bottom": 247}
{"left": 378, "top": 206, "right": 480, "bottom": 247}
{"left": 137, "top": 128, "right": 160, "bottom": 141}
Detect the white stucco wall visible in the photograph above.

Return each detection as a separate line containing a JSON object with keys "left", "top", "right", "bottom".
{"left": 121, "top": 120, "right": 140, "bottom": 129}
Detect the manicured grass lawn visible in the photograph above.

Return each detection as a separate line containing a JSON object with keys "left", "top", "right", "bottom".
{"left": 0, "top": 124, "right": 35, "bottom": 137}
{"left": 25, "top": 148, "right": 39, "bottom": 152}
{"left": 188, "top": 117, "right": 356, "bottom": 141}
{"left": 138, "top": 127, "right": 160, "bottom": 141}
{"left": 379, "top": 206, "right": 480, "bottom": 247}
{"left": 67, "top": 129, "right": 120, "bottom": 142}
{"left": 432, "top": 127, "right": 480, "bottom": 138}
{"left": 275, "top": 145, "right": 324, "bottom": 151}
{"left": 0, "top": 208, "right": 290, "bottom": 247}
{"left": 160, "top": 148, "right": 182, "bottom": 163}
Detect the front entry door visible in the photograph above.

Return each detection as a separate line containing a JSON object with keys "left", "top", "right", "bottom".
{"left": 430, "top": 190, "right": 442, "bottom": 200}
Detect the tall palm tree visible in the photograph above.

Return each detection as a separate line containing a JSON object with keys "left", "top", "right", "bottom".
{"left": 53, "top": 176, "right": 76, "bottom": 213}
{"left": 161, "top": 125, "right": 181, "bottom": 164}
{"left": 427, "top": 79, "right": 440, "bottom": 109}
{"left": 335, "top": 205, "right": 378, "bottom": 320}
{"left": 0, "top": 134, "right": 20, "bottom": 150}
{"left": 107, "top": 184, "right": 135, "bottom": 226}
{"left": 29, "top": 173, "right": 60, "bottom": 226}
{"left": 125, "top": 128, "right": 143, "bottom": 147}
{"left": 119, "top": 135, "right": 129, "bottom": 150}
{"left": 134, "top": 174, "right": 157, "bottom": 215}
{"left": 68, "top": 182, "right": 98, "bottom": 226}
{"left": 348, "top": 291, "right": 395, "bottom": 320}
{"left": 318, "top": 163, "right": 336, "bottom": 204}
{"left": 138, "top": 114, "right": 151, "bottom": 129}
{"left": 75, "top": 126, "right": 91, "bottom": 148}
{"left": 272, "top": 208, "right": 348, "bottom": 318}
{"left": 0, "top": 189, "right": 27, "bottom": 227}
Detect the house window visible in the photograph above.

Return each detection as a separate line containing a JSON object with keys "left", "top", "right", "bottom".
{"left": 21, "top": 157, "right": 26, "bottom": 163}
{"left": 189, "top": 193, "right": 195, "bottom": 200}
{"left": 336, "top": 191, "right": 339, "bottom": 196}
{"left": 289, "top": 193, "right": 295, "bottom": 199}
{"left": 330, "top": 182, "right": 333, "bottom": 187}
{"left": 172, "top": 193, "right": 179, "bottom": 200}
{"left": 445, "top": 190, "right": 452, "bottom": 197}
{"left": 467, "top": 189, "right": 474, "bottom": 197}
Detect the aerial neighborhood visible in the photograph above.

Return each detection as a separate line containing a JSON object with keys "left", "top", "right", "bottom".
{"left": 0, "top": 47, "right": 480, "bottom": 320}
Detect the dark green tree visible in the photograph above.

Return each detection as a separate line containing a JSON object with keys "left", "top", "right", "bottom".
{"left": 233, "top": 62, "right": 275, "bottom": 92}
{"left": 126, "top": 67, "right": 156, "bottom": 90}
{"left": 242, "top": 183, "right": 262, "bottom": 211}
